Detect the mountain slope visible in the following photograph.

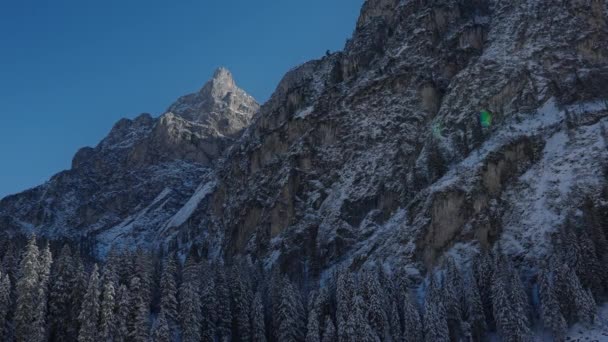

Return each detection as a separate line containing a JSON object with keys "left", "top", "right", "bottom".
{"left": 1, "top": 0, "right": 608, "bottom": 283}
{"left": 0, "top": 68, "right": 259, "bottom": 252}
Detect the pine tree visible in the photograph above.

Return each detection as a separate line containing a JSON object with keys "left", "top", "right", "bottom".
{"left": 0, "top": 271, "right": 11, "bottom": 341}
{"left": 474, "top": 251, "right": 495, "bottom": 330}
{"left": 35, "top": 243, "right": 52, "bottom": 342}
{"left": 463, "top": 270, "right": 486, "bottom": 341}
{"left": 342, "top": 294, "right": 376, "bottom": 342}
{"left": 99, "top": 279, "right": 117, "bottom": 341}
{"left": 116, "top": 285, "right": 130, "bottom": 342}
{"left": 321, "top": 316, "right": 336, "bottom": 342}
{"left": 336, "top": 270, "right": 355, "bottom": 341}
{"left": 78, "top": 264, "right": 101, "bottom": 342}
{"left": 151, "top": 311, "right": 171, "bottom": 342}
{"left": 48, "top": 245, "right": 75, "bottom": 342}
{"left": 278, "top": 277, "right": 305, "bottom": 342}
{"left": 230, "top": 264, "right": 252, "bottom": 342}
{"left": 491, "top": 254, "right": 530, "bottom": 342}
{"left": 128, "top": 276, "right": 150, "bottom": 342}
{"left": 159, "top": 254, "right": 178, "bottom": 326}
{"left": 251, "top": 291, "right": 267, "bottom": 342}
{"left": 200, "top": 274, "right": 217, "bottom": 342}
{"left": 444, "top": 258, "right": 464, "bottom": 340}
{"left": 215, "top": 266, "right": 232, "bottom": 341}
{"left": 538, "top": 268, "right": 567, "bottom": 342}
{"left": 402, "top": 291, "right": 422, "bottom": 342}
{"left": 70, "top": 254, "right": 89, "bottom": 340}
{"left": 305, "top": 304, "right": 321, "bottom": 342}
{"left": 14, "top": 236, "right": 42, "bottom": 342}
{"left": 361, "top": 270, "right": 389, "bottom": 341}
{"left": 423, "top": 277, "right": 449, "bottom": 342}
{"left": 388, "top": 300, "right": 401, "bottom": 342}
{"left": 179, "top": 258, "right": 202, "bottom": 342}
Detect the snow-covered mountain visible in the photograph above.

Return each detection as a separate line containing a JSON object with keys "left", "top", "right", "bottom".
{"left": 1, "top": 0, "right": 608, "bottom": 282}
{"left": 0, "top": 67, "right": 259, "bottom": 252}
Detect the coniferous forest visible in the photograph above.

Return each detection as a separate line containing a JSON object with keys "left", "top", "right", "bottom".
{"left": 0, "top": 201, "right": 606, "bottom": 342}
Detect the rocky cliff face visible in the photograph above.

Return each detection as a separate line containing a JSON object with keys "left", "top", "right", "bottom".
{"left": 2, "top": 0, "right": 608, "bottom": 281}
{"left": 0, "top": 68, "right": 259, "bottom": 252}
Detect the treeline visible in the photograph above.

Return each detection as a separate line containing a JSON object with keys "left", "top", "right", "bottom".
{"left": 0, "top": 200, "right": 605, "bottom": 342}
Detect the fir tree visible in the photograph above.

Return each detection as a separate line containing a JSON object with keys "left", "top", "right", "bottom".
{"left": 463, "top": 270, "right": 486, "bottom": 341}
{"left": 215, "top": 266, "right": 232, "bottom": 341}
{"left": 361, "top": 270, "right": 389, "bottom": 340}
{"left": 128, "top": 276, "right": 150, "bottom": 342}
{"left": 402, "top": 291, "right": 422, "bottom": 342}
{"left": 200, "top": 274, "right": 217, "bottom": 342}
{"left": 151, "top": 311, "right": 171, "bottom": 342}
{"left": 230, "top": 264, "right": 252, "bottom": 342}
{"left": 48, "top": 245, "right": 75, "bottom": 342}
{"left": 159, "top": 254, "right": 178, "bottom": 326}
{"left": 14, "top": 236, "right": 42, "bottom": 342}
{"left": 78, "top": 264, "right": 101, "bottom": 342}
{"left": 305, "top": 304, "right": 321, "bottom": 342}
{"left": 321, "top": 316, "right": 336, "bottom": 342}
{"left": 444, "top": 258, "right": 464, "bottom": 340}
{"left": 0, "top": 271, "right": 11, "bottom": 341}
{"left": 336, "top": 270, "right": 355, "bottom": 341}
{"left": 388, "top": 300, "right": 401, "bottom": 342}
{"left": 116, "top": 285, "right": 130, "bottom": 342}
{"left": 278, "top": 277, "right": 305, "bottom": 342}
{"left": 423, "top": 277, "right": 449, "bottom": 342}
{"left": 99, "top": 279, "right": 117, "bottom": 341}
{"left": 251, "top": 291, "right": 267, "bottom": 342}
{"left": 179, "top": 268, "right": 202, "bottom": 342}
{"left": 538, "top": 268, "right": 567, "bottom": 342}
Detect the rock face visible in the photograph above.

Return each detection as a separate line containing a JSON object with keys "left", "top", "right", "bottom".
{"left": 2, "top": 0, "right": 608, "bottom": 281}
{"left": 0, "top": 68, "right": 258, "bottom": 251}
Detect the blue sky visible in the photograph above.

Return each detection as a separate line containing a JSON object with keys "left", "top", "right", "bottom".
{"left": 0, "top": 0, "right": 364, "bottom": 198}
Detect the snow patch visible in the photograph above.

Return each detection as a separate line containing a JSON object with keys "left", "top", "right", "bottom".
{"left": 165, "top": 181, "right": 217, "bottom": 228}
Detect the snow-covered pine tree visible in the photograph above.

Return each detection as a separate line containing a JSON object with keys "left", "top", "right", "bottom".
{"left": 78, "top": 264, "right": 101, "bottom": 342}
{"left": 423, "top": 276, "right": 449, "bottom": 342}
{"left": 538, "top": 267, "right": 567, "bottom": 342}
{"left": 577, "top": 229, "right": 604, "bottom": 297}
{"left": 48, "top": 245, "right": 75, "bottom": 341}
{"left": 230, "top": 264, "right": 252, "bottom": 342}
{"left": 336, "top": 269, "right": 355, "bottom": 341}
{"left": 491, "top": 254, "right": 531, "bottom": 342}
{"left": 116, "top": 284, "right": 130, "bottom": 342}
{"left": 200, "top": 274, "right": 217, "bottom": 342}
{"left": 159, "top": 254, "right": 178, "bottom": 326}
{"left": 179, "top": 257, "right": 202, "bottom": 342}
{"left": 99, "top": 279, "right": 117, "bottom": 341}
{"left": 473, "top": 251, "right": 495, "bottom": 330}
{"left": 463, "top": 269, "right": 486, "bottom": 340}
{"left": 128, "top": 276, "right": 150, "bottom": 342}
{"left": 215, "top": 265, "right": 232, "bottom": 342}
{"left": 344, "top": 294, "right": 377, "bottom": 342}
{"left": 321, "top": 316, "right": 336, "bottom": 342}
{"left": 305, "top": 302, "right": 321, "bottom": 342}
{"left": 151, "top": 310, "right": 171, "bottom": 342}
{"left": 34, "top": 243, "right": 52, "bottom": 342}
{"left": 132, "top": 248, "right": 154, "bottom": 305}
{"left": 251, "top": 291, "right": 267, "bottom": 342}
{"left": 14, "top": 235, "right": 42, "bottom": 342}
{"left": 388, "top": 300, "right": 401, "bottom": 342}
{"left": 402, "top": 290, "right": 422, "bottom": 342}
{"left": 0, "top": 271, "right": 10, "bottom": 340}
{"left": 278, "top": 277, "right": 305, "bottom": 342}
{"left": 444, "top": 258, "right": 464, "bottom": 340}
{"left": 70, "top": 254, "right": 89, "bottom": 339}
{"left": 361, "top": 270, "right": 389, "bottom": 341}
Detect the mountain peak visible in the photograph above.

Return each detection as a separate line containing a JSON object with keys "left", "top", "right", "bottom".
{"left": 199, "top": 67, "right": 237, "bottom": 100}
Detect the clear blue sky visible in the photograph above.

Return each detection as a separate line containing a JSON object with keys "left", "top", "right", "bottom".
{"left": 0, "top": 0, "right": 364, "bottom": 198}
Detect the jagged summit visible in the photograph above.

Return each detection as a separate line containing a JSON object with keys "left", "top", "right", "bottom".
{"left": 168, "top": 67, "right": 259, "bottom": 127}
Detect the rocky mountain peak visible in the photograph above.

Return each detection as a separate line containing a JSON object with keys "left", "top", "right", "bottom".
{"left": 199, "top": 66, "right": 237, "bottom": 101}
{"left": 167, "top": 67, "right": 259, "bottom": 127}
